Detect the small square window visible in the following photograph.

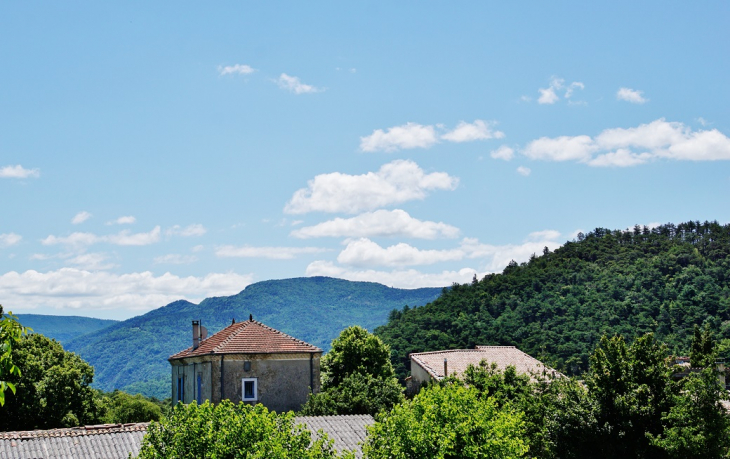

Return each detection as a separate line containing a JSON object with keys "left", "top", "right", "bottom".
{"left": 242, "top": 378, "right": 257, "bottom": 401}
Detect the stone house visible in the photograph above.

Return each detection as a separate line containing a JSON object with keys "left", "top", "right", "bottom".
{"left": 407, "top": 345, "right": 561, "bottom": 394}
{"left": 169, "top": 316, "right": 322, "bottom": 412}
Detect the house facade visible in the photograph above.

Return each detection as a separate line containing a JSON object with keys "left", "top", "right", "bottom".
{"left": 407, "top": 345, "right": 561, "bottom": 394}
{"left": 169, "top": 317, "right": 322, "bottom": 412}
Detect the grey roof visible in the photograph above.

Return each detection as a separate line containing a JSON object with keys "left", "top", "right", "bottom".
{"left": 0, "top": 416, "right": 374, "bottom": 459}
{"left": 0, "top": 423, "right": 148, "bottom": 459}
{"left": 294, "top": 415, "right": 374, "bottom": 458}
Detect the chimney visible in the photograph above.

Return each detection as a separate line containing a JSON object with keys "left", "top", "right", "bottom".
{"left": 249, "top": 314, "right": 253, "bottom": 321}
{"left": 443, "top": 358, "right": 448, "bottom": 378}
{"left": 192, "top": 320, "right": 200, "bottom": 350}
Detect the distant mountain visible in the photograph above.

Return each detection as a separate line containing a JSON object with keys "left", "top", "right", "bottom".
{"left": 15, "top": 314, "right": 118, "bottom": 344}
{"left": 64, "top": 276, "right": 443, "bottom": 399}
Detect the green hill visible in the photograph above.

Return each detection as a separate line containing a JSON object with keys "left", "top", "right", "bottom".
{"left": 64, "top": 276, "right": 443, "bottom": 399}
{"left": 375, "top": 221, "right": 730, "bottom": 379}
{"left": 14, "top": 314, "right": 118, "bottom": 344}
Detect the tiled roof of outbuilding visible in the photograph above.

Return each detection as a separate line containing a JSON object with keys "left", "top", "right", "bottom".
{"left": 294, "top": 415, "right": 374, "bottom": 458}
{"left": 0, "top": 423, "right": 148, "bottom": 459}
{"left": 169, "top": 319, "right": 322, "bottom": 360}
{"left": 410, "top": 345, "right": 562, "bottom": 380}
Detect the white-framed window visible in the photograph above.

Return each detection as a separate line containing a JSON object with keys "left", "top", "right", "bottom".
{"left": 242, "top": 378, "right": 258, "bottom": 402}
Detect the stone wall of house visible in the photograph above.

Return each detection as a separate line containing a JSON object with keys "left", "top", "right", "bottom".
{"left": 171, "top": 353, "right": 321, "bottom": 412}
{"left": 409, "top": 360, "right": 435, "bottom": 391}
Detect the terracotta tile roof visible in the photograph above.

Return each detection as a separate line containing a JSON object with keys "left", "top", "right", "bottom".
{"left": 169, "top": 319, "right": 322, "bottom": 360}
{"left": 0, "top": 423, "right": 149, "bottom": 459}
{"left": 295, "top": 415, "right": 374, "bottom": 458}
{"left": 410, "top": 346, "right": 562, "bottom": 380}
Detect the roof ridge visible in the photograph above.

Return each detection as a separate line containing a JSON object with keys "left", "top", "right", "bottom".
{"left": 0, "top": 423, "right": 150, "bottom": 439}
{"left": 253, "top": 320, "right": 320, "bottom": 349}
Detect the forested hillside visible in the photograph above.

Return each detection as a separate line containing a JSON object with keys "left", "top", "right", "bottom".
{"left": 15, "top": 314, "right": 118, "bottom": 344}
{"left": 376, "top": 221, "right": 730, "bottom": 378}
{"left": 64, "top": 277, "right": 442, "bottom": 399}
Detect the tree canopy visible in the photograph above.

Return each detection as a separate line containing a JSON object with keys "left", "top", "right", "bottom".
{"left": 0, "top": 304, "right": 29, "bottom": 406}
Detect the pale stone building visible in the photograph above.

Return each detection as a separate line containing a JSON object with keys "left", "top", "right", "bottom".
{"left": 169, "top": 317, "right": 322, "bottom": 412}
{"left": 407, "top": 345, "right": 561, "bottom": 394}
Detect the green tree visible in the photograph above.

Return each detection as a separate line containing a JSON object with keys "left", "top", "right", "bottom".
{"left": 101, "top": 390, "right": 162, "bottom": 424}
{"left": 299, "top": 372, "right": 403, "bottom": 417}
{"left": 585, "top": 334, "right": 677, "bottom": 459}
{"left": 0, "top": 305, "right": 29, "bottom": 406}
{"left": 321, "top": 326, "right": 395, "bottom": 387}
{"left": 362, "top": 383, "right": 528, "bottom": 459}
{"left": 690, "top": 324, "right": 715, "bottom": 367}
{"left": 138, "top": 400, "right": 354, "bottom": 458}
{"left": 650, "top": 366, "right": 730, "bottom": 458}
{"left": 0, "top": 333, "right": 100, "bottom": 430}
{"left": 302, "top": 326, "right": 403, "bottom": 416}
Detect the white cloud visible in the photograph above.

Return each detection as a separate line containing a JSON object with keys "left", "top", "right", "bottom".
{"left": 537, "top": 78, "right": 584, "bottom": 105}
{"left": 42, "top": 226, "right": 161, "bottom": 247}
{"left": 616, "top": 87, "right": 648, "bottom": 104}
{"left": 154, "top": 254, "right": 198, "bottom": 265}
{"left": 0, "top": 233, "right": 22, "bottom": 248}
{"left": 516, "top": 166, "right": 531, "bottom": 176}
{"left": 306, "top": 261, "right": 481, "bottom": 289}
{"left": 191, "top": 245, "right": 204, "bottom": 252}
{"left": 218, "top": 64, "right": 256, "bottom": 76}
{"left": 67, "top": 253, "right": 116, "bottom": 270}
{"left": 107, "top": 216, "right": 136, "bottom": 225}
{"left": 0, "top": 268, "right": 252, "bottom": 313}
{"left": 360, "top": 123, "right": 438, "bottom": 152}
{"left": 334, "top": 233, "right": 563, "bottom": 270}
{"left": 276, "top": 73, "right": 322, "bottom": 94}
{"left": 290, "top": 209, "right": 460, "bottom": 240}
{"left": 490, "top": 146, "right": 514, "bottom": 161}
{"left": 337, "top": 238, "right": 464, "bottom": 267}
{"left": 441, "top": 120, "right": 505, "bottom": 142}
{"left": 360, "top": 120, "right": 503, "bottom": 152}
{"left": 523, "top": 135, "right": 595, "bottom": 162}
{"left": 166, "top": 224, "right": 207, "bottom": 237}
{"left": 215, "top": 245, "right": 327, "bottom": 259}
{"left": 0, "top": 165, "right": 40, "bottom": 179}
{"left": 71, "top": 211, "right": 92, "bottom": 225}
{"left": 284, "top": 160, "right": 459, "bottom": 214}
{"left": 519, "top": 119, "right": 730, "bottom": 167}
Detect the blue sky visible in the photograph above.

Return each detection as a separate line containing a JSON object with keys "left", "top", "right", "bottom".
{"left": 2, "top": 2, "right": 729, "bottom": 319}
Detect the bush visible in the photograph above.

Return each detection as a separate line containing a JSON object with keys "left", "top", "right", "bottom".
{"left": 300, "top": 373, "right": 403, "bottom": 417}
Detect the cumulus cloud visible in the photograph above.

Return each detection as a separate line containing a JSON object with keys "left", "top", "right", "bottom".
{"left": 290, "top": 209, "right": 460, "bottom": 240}
{"left": 490, "top": 146, "right": 514, "bottom": 161}
{"left": 154, "top": 254, "right": 198, "bottom": 265}
{"left": 67, "top": 253, "right": 116, "bottom": 270}
{"left": 516, "top": 166, "right": 531, "bottom": 176}
{"left": 441, "top": 120, "right": 505, "bottom": 143}
{"left": 360, "top": 123, "right": 438, "bottom": 152}
{"left": 0, "top": 268, "right": 252, "bottom": 313}
{"left": 360, "top": 120, "right": 503, "bottom": 152}
{"left": 517, "top": 119, "right": 730, "bottom": 167}
{"left": 218, "top": 64, "right": 256, "bottom": 75}
{"left": 72, "top": 211, "right": 92, "bottom": 225}
{"left": 276, "top": 73, "right": 322, "bottom": 94}
{"left": 306, "top": 261, "right": 481, "bottom": 289}
{"left": 617, "top": 87, "right": 648, "bottom": 104}
{"left": 0, "top": 165, "right": 40, "bottom": 179}
{"left": 334, "top": 232, "right": 563, "bottom": 270}
{"left": 215, "top": 245, "right": 327, "bottom": 259}
{"left": 0, "top": 233, "right": 22, "bottom": 248}
{"left": 42, "top": 226, "right": 161, "bottom": 247}
{"left": 284, "top": 160, "right": 459, "bottom": 214}
{"left": 107, "top": 216, "right": 136, "bottom": 225}
{"left": 537, "top": 78, "right": 584, "bottom": 105}
{"left": 166, "top": 224, "right": 207, "bottom": 237}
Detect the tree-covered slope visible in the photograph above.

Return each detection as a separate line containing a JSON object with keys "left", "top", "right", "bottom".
{"left": 376, "top": 221, "right": 730, "bottom": 379}
{"left": 64, "top": 276, "right": 442, "bottom": 399}
{"left": 15, "top": 314, "right": 118, "bottom": 344}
